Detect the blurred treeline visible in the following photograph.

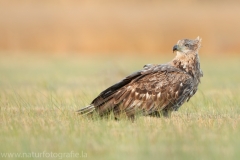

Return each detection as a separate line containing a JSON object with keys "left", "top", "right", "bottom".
{"left": 0, "top": 0, "right": 240, "bottom": 55}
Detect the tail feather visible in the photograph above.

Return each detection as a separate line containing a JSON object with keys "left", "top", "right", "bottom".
{"left": 76, "top": 104, "right": 95, "bottom": 115}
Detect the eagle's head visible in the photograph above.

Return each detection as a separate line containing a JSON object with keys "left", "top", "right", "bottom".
{"left": 173, "top": 37, "right": 202, "bottom": 55}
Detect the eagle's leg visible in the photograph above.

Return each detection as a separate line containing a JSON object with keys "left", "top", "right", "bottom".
{"left": 161, "top": 109, "right": 173, "bottom": 118}
{"left": 128, "top": 115, "right": 135, "bottom": 122}
{"left": 148, "top": 109, "right": 173, "bottom": 118}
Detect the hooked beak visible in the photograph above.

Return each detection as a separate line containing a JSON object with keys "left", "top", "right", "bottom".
{"left": 173, "top": 45, "right": 179, "bottom": 53}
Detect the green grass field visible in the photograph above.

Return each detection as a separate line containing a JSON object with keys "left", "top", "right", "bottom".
{"left": 0, "top": 54, "right": 240, "bottom": 160}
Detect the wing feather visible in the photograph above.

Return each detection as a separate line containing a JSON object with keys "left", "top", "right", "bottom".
{"left": 83, "top": 64, "right": 194, "bottom": 117}
{"left": 115, "top": 66, "right": 194, "bottom": 116}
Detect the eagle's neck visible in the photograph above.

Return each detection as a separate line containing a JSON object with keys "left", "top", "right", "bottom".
{"left": 171, "top": 53, "right": 202, "bottom": 82}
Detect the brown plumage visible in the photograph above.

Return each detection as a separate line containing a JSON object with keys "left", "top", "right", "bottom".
{"left": 77, "top": 37, "right": 203, "bottom": 120}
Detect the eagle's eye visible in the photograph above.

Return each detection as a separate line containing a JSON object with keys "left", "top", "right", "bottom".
{"left": 184, "top": 44, "right": 190, "bottom": 47}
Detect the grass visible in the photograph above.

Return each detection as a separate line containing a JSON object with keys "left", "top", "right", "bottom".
{"left": 0, "top": 54, "right": 240, "bottom": 160}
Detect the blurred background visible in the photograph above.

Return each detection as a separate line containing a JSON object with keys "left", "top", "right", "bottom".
{"left": 1, "top": 0, "right": 240, "bottom": 55}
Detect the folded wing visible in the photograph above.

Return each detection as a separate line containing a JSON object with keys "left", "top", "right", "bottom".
{"left": 78, "top": 64, "right": 195, "bottom": 117}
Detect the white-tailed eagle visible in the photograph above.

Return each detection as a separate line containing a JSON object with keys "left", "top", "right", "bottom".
{"left": 77, "top": 37, "right": 203, "bottom": 120}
